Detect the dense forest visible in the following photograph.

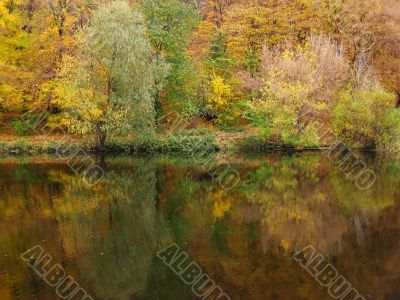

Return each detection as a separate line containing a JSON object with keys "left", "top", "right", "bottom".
{"left": 1, "top": 0, "right": 400, "bottom": 151}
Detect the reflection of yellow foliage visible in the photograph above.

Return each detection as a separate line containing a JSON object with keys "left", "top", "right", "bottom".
{"left": 4, "top": 208, "right": 16, "bottom": 218}
{"left": 287, "top": 209, "right": 304, "bottom": 223}
{"left": 213, "top": 198, "right": 231, "bottom": 219}
{"left": 279, "top": 239, "right": 289, "bottom": 251}
{"left": 41, "top": 208, "right": 53, "bottom": 219}
{"left": 211, "top": 190, "right": 232, "bottom": 219}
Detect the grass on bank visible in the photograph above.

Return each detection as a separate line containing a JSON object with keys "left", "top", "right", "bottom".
{"left": 0, "top": 130, "right": 219, "bottom": 155}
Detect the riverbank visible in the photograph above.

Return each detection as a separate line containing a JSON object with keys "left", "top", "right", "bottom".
{"left": 0, "top": 130, "right": 218, "bottom": 155}
{"left": 0, "top": 129, "right": 377, "bottom": 156}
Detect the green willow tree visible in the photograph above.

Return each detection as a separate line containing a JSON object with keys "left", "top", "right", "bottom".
{"left": 54, "top": 1, "right": 168, "bottom": 149}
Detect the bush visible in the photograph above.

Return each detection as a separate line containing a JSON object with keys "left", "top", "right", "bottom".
{"left": 237, "top": 136, "right": 275, "bottom": 152}
{"left": 132, "top": 139, "right": 162, "bottom": 153}
{"left": 248, "top": 34, "right": 350, "bottom": 146}
{"left": 248, "top": 80, "right": 322, "bottom": 146}
{"left": 12, "top": 113, "right": 49, "bottom": 136}
{"left": 44, "top": 141, "right": 65, "bottom": 153}
{"left": 163, "top": 130, "right": 218, "bottom": 154}
{"left": 105, "top": 140, "right": 131, "bottom": 152}
{"left": 12, "top": 120, "right": 32, "bottom": 136}
{"left": 103, "top": 131, "right": 218, "bottom": 154}
{"left": 105, "top": 138, "right": 161, "bottom": 153}
{"left": 217, "top": 125, "right": 244, "bottom": 133}
{"left": 8, "top": 140, "right": 31, "bottom": 154}
{"left": 332, "top": 88, "right": 400, "bottom": 149}
{"left": 205, "top": 74, "right": 243, "bottom": 126}
{"left": 0, "top": 141, "right": 7, "bottom": 152}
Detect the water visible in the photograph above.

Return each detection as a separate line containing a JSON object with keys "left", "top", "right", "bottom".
{"left": 0, "top": 153, "right": 399, "bottom": 300}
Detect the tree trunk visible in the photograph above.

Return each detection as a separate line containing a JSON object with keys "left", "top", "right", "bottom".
{"left": 96, "top": 124, "right": 107, "bottom": 151}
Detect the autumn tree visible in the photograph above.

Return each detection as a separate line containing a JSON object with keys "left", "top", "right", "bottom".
{"left": 54, "top": 1, "right": 168, "bottom": 149}
{"left": 317, "top": 0, "right": 397, "bottom": 89}
{"left": 22, "top": 0, "right": 93, "bottom": 111}
{"left": 0, "top": 0, "right": 29, "bottom": 111}
{"left": 373, "top": 0, "right": 400, "bottom": 92}
{"left": 222, "top": 0, "right": 319, "bottom": 70}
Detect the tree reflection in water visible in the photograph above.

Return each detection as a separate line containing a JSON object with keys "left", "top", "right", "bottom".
{"left": 0, "top": 153, "right": 399, "bottom": 299}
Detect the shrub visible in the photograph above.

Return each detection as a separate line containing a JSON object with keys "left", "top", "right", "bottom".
{"left": 217, "top": 125, "right": 244, "bottom": 133}
{"left": 332, "top": 87, "right": 400, "bottom": 149}
{"left": 104, "top": 132, "right": 218, "bottom": 154}
{"left": 237, "top": 136, "right": 275, "bottom": 152}
{"left": 105, "top": 138, "right": 162, "bottom": 153}
{"left": 12, "top": 113, "right": 49, "bottom": 136}
{"left": 248, "top": 34, "right": 351, "bottom": 146}
{"left": 163, "top": 130, "right": 218, "bottom": 154}
{"left": 206, "top": 75, "right": 242, "bottom": 126}
{"left": 248, "top": 80, "right": 322, "bottom": 146}
{"left": 8, "top": 140, "right": 31, "bottom": 154}
{"left": 0, "top": 141, "right": 7, "bottom": 152}
{"left": 44, "top": 141, "right": 64, "bottom": 153}
{"left": 105, "top": 140, "right": 131, "bottom": 152}
{"left": 259, "top": 34, "right": 350, "bottom": 104}
{"left": 12, "top": 120, "right": 32, "bottom": 136}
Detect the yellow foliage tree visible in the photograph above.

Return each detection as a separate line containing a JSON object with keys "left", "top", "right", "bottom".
{"left": 222, "top": 0, "right": 320, "bottom": 67}
{"left": 0, "top": 0, "right": 29, "bottom": 110}
{"left": 23, "top": 0, "right": 89, "bottom": 111}
{"left": 210, "top": 75, "right": 232, "bottom": 108}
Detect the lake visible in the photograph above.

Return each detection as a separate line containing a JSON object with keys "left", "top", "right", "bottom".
{"left": 0, "top": 152, "right": 399, "bottom": 300}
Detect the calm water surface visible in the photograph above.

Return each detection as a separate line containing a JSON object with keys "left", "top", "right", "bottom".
{"left": 0, "top": 153, "right": 399, "bottom": 300}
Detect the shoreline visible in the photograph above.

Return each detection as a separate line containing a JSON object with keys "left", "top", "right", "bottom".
{"left": 0, "top": 133, "right": 380, "bottom": 156}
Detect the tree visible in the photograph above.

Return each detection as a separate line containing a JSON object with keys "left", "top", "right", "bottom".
{"left": 222, "top": 0, "right": 319, "bottom": 70}
{"left": 318, "top": 0, "right": 395, "bottom": 89}
{"left": 0, "top": 0, "right": 30, "bottom": 111}
{"left": 373, "top": 0, "right": 400, "bottom": 92}
{"left": 319, "top": 0, "right": 385, "bottom": 62}
{"left": 141, "top": 0, "right": 199, "bottom": 116}
{"left": 22, "top": 0, "right": 92, "bottom": 111}
{"left": 206, "top": 0, "right": 235, "bottom": 27}
{"left": 54, "top": 1, "right": 168, "bottom": 149}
